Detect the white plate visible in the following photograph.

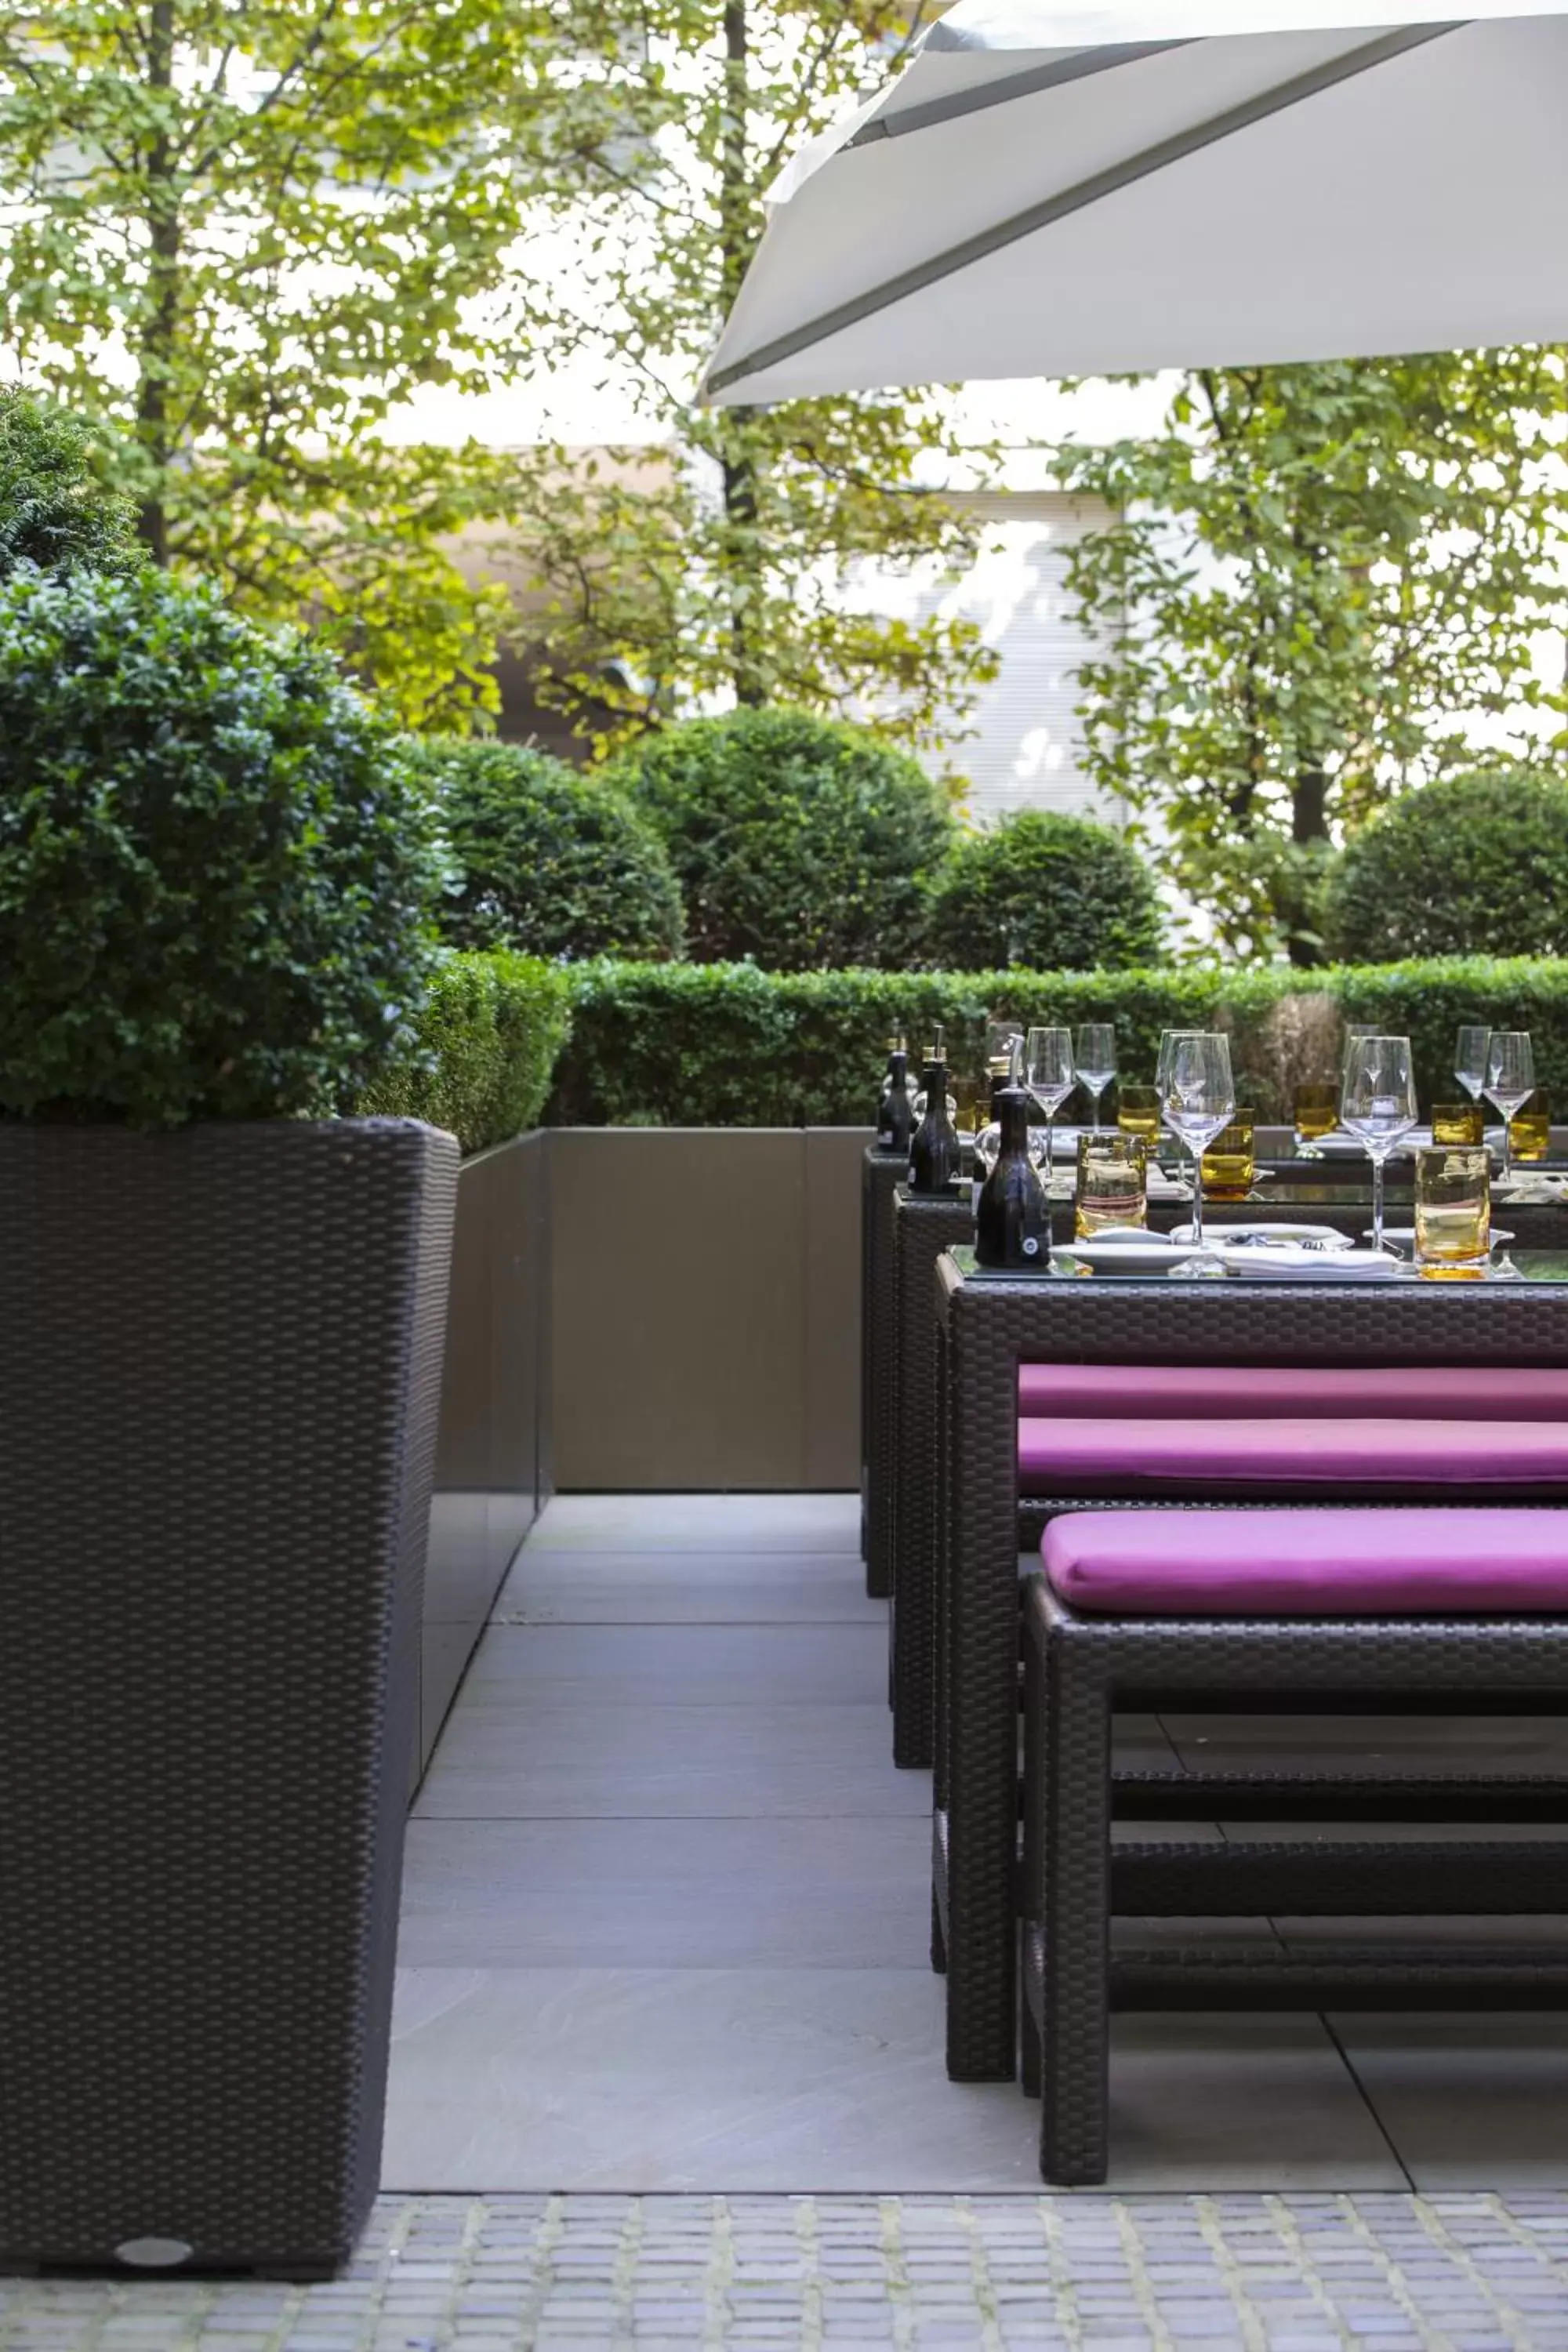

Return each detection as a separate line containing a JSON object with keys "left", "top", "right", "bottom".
{"left": 1171, "top": 1221, "right": 1354, "bottom": 1250}
{"left": 1227, "top": 1247, "right": 1399, "bottom": 1281}
{"left": 1052, "top": 1236, "right": 1203, "bottom": 1277}
{"left": 1364, "top": 1225, "right": 1515, "bottom": 1250}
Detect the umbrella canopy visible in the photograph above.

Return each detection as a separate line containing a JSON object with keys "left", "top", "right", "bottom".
{"left": 700, "top": 0, "right": 1568, "bottom": 404}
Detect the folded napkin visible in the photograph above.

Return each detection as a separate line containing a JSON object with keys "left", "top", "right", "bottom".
{"left": 1495, "top": 1171, "right": 1568, "bottom": 1203}
{"left": 1045, "top": 1169, "right": 1192, "bottom": 1200}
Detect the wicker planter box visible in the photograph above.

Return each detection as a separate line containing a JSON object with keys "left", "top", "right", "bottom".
{"left": 0, "top": 1119, "right": 458, "bottom": 2280}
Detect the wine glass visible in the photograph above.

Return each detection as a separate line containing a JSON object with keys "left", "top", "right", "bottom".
{"left": 1075, "top": 1023, "right": 1116, "bottom": 1133}
{"left": 1160, "top": 1033, "right": 1235, "bottom": 1251}
{"left": 1454, "top": 1025, "right": 1491, "bottom": 1106}
{"left": 1339, "top": 1033, "right": 1418, "bottom": 1256}
{"left": 1485, "top": 1031, "right": 1537, "bottom": 1184}
{"left": 1156, "top": 1029, "right": 1208, "bottom": 1186}
{"left": 1024, "top": 1026, "right": 1074, "bottom": 1232}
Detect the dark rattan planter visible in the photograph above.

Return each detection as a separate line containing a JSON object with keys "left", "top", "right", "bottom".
{"left": 0, "top": 1119, "right": 458, "bottom": 2281}
{"left": 862, "top": 1148, "right": 909, "bottom": 1597}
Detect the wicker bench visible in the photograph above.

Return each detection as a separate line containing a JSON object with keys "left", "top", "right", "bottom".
{"left": 1020, "top": 1507, "right": 1568, "bottom": 2184}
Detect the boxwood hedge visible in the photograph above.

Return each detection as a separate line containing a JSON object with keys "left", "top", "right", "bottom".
{"left": 353, "top": 949, "right": 572, "bottom": 1156}
{"left": 545, "top": 956, "right": 1568, "bottom": 1127}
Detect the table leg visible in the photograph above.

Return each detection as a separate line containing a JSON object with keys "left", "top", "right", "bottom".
{"left": 942, "top": 1303, "right": 1022, "bottom": 2082}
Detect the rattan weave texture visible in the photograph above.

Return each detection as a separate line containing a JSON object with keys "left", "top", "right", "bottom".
{"left": 1021, "top": 1573, "right": 1568, "bottom": 2181}
{"left": 891, "top": 1191, "right": 971, "bottom": 1766}
{"left": 0, "top": 1119, "right": 458, "bottom": 2278}
{"left": 861, "top": 1150, "right": 907, "bottom": 1598}
{"left": 933, "top": 1261, "right": 1568, "bottom": 2085}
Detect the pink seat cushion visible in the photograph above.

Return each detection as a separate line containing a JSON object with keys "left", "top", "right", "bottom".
{"left": 1042, "top": 1507, "right": 1568, "bottom": 1616}
{"left": 1019, "top": 1417, "right": 1568, "bottom": 1496}
{"left": 1018, "top": 1363, "right": 1568, "bottom": 1420}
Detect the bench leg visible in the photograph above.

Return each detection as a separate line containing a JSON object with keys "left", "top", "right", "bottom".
{"left": 1019, "top": 1594, "right": 1044, "bottom": 2100}
{"left": 1040, "top": 1636, "right": 1111, "bottom": 2184}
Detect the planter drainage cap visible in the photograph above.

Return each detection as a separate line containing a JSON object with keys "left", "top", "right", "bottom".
{"left": 115, "top": 2238, "right": 193, "bottom": 2269}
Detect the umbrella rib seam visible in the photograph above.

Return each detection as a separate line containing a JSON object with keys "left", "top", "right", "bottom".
{"left": 847, "top": 42, "right": 1196, "bottom": 147}
{"left": 703, "top": 18, "right": 1465, "bottom": 401}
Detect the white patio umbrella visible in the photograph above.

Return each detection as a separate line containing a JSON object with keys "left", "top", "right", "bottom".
{"left": 699, "top": 0, "right": 1568, "bottom": 404}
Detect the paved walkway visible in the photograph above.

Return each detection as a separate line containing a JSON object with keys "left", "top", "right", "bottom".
{"left": 6, "top": 2191, "right": 1568, "bottom": 2348}
{"left": 5, "top": 1494, "right": 1568, "bottom": 2347}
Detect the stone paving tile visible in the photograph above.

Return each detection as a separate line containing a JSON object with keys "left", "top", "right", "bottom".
{"left": 4, "top": 2193, "right": 1568, "bottom": 2349}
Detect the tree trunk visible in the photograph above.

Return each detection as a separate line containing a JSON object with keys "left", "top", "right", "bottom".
{"left": 1286, "top": 765, "right": 1330, "bottom": 968}
{"left": 718, "top": 0, "right": 764, "bottom": 706}
{"left": 136, "top": 0, "right": 180, "bottom": 566}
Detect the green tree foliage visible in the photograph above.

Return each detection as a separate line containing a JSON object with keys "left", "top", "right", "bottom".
{"left": 0, "top": 0, "right": 641, "bottom": 728}
{"left": 503, "top": 1, "right": 1001, "bottom": 757}
{"left": 0, "top": 564, "right": 443, "bottom": 1126}
{"left": 1323, "top": 768, "right": 1568, "bottom": 964}
{"left": 407, "top": 736, "right": 685, "bottom": 960}
{"left": 608, "top": 706, "right": 956, "bottom": 969}
{"left": 923, "top": 810, "right": 1163, "bottom": 972}
{"left": 1053, "top": 355, "right": 1568, "bottom": 964}
{"left": 0, "top": 390, "right": 140, "bottom": 581}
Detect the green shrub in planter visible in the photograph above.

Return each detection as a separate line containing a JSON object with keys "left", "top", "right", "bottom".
{"left": 0, "top": 390, "right": 140, "bottom": 582}
{"left": 354, "top": 949, "right": 573, "bottom": 1154}
{"left": 923, "top": 809, "right": 1163, "bottom": 970}
{"left": 605, "top": 706, "right": 956, "bottom": 970}
{"left": 408, "top": 736, "right": 684, "bottom": 961}
{"left": 546, "top": 954, "right": 1568, "bottom": 1128}
{"left": 0, "top": 565, "right": 443, "bottom": 1127}
{"left": 1323, "top": 768, "right": 1568, "bottom": 962}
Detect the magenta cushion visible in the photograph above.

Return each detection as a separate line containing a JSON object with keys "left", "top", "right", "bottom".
{"left": 1042, "top": 1506, "right": 1568, "bottom": 1616}
{"left": 1019, "top": 1417, "right": 1568, "bottom": 1495}
{"left": 1018, "top": 1363, "right": 1568, "bottom": 1421}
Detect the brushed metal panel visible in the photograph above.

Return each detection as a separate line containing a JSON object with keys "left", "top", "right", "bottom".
{"left": 804, "top": 1128, "right": 871, "bottom": 1491}
{"left": 550, "top": 1130, "right": 807, "bottom": 1490}
{"left": 488, "top": 1131, "right": 543, "bottom": 1585}
{"left": 433, "top": 1151, "right": 492, "bottom": 1494}
{"left": 423, "top": 1133, "right": 551, "bottom": 1781}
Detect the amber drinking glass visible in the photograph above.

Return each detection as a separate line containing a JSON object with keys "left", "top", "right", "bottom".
{"left": 1414, "top": 1146, "right": 1490, "bottom": 1279}
{"left": 1431, "top": 1101, "right": 1485, "bottom": 1148}
{"left": 1075, "top": 1132, "right": 1148, "bottom": 1237}
{"left": 1116, "top": 1084, "right": 1163, "bottom": 1152}
{"left": 1510, "top": 1090, "right": 1551, "bottom": 1162}
{"left": 1200, "top": 1111, "right": 1255, "bottom": 1202}
{"left": 1293, "top": 1081, "right": 1339, "bottom": 1156}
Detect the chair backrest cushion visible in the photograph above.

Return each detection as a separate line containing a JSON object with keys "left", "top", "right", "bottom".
{"left": 1042, "top": 1504, "right": 1568, "bottom": 1615}
{"left": 1020, "top": 1415, "right": 1568, "bottom": 1497}
{"left": 1018, "top": 1363, "right": 1568, "bottom": 1421}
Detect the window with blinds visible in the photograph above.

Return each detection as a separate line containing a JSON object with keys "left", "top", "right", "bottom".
{"left": 849, "top": 488, "right": 1124, "bottom": 829}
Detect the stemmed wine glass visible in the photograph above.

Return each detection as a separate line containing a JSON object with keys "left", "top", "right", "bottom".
{"left": 1486, "top": 1032, "right": 1536, "bottom": 1185}
{"left": 1156, "top": 1029, "right": 1207, "bottom": 1191}
{"left": 1024, "top": 1027, "right": 1075, "bottom": 1243}
{"left": 1339, "top": 1033, "right": 1418, "bottom": 1256}
{"left": 1075, "top": 1024, "right": 1116, "bottom": 1133}
{"left": 1159, "top": 1033, "right": 1235, "bottom": 1252}
{"left": 1454, "top": 1026, "right": 1491, "bottom": 1107}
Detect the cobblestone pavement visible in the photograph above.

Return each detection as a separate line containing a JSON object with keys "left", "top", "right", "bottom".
{"left": 3, "top": 2192, "right": 1568, "bottom": 2351}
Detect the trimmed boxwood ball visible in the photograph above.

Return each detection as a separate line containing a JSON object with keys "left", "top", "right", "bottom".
{"left": 1323, "top": 768, "right": 1568, "bottom": 963}
{"left": 0, "top": 566, "right": 444, "bottom": 1128}
{"left": 408, "top": 736, "right": 684, "bottom": 961}
{"left": 0, "top": 390, "right": 140, "bottom": 583}
{"left": 605, "top": 706, "right": 956, "bottom": 971}
{"left": 923, "top": 810, "right": 1163, "bottom": 971}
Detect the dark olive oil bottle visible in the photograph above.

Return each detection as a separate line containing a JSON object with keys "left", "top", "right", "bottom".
{"left": 877, "top": 1043, "right": 913, "bottom": 1153}
{"left": 909, "top": 1046, "right": 960, "bottom": 1192}
{"left": 975, "top": 1081, "right": 1051, "bottom": 1268}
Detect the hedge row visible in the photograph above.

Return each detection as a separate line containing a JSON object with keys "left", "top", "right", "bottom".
{"left": 545, "top": 956, "right": 1568, "bottom": 1128}
{"left": 353, "top": 949, "right": 572, "bottom": 1155}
